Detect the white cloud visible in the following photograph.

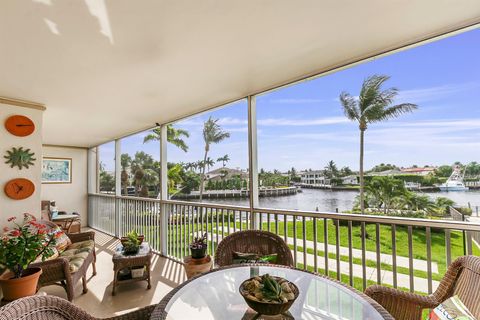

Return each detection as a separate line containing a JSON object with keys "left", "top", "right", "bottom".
{"left": 396, "top": 82, "right": 479, "bottom": 103}
{"left": 258, "top": 117, "right": 349, "bottom": 126}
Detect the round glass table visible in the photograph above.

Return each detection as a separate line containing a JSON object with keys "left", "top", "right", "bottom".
{"left": 152, "top": 265, "right": 392, "bottom": 320}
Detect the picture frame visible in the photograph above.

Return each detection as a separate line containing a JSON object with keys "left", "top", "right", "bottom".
{"left": 42, "top": 157, "right": 72, "bottom": 184}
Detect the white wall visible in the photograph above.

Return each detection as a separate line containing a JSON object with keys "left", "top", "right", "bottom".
{"left": 41, "top": 146, "right": 88, "bottom": 226}
{"left": 0, "top": 103, "right": 43, "bottom": 228}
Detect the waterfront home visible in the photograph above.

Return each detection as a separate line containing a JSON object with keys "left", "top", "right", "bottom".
{"left": 300, "top": 170, "right": 330, "bottom": 186}
{"left": 367, "top": 169, "right": 403, "bottom": 176}
{"left": 206, "top": 167, "right": 248, "bottom": 182}
{"left": 1, "top": 1, "right": 479, "bottom": 319}
{"left": 341, "top": 175, "right": 359, "bottom": 185}
{"left": 400, "top": 166, "right": 437, "bottom": 176}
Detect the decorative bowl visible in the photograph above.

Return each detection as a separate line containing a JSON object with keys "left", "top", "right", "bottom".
{"left": 239, "top": 276, "right": 299, "bottom": 316}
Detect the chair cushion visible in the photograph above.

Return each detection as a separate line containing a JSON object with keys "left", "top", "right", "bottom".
{"left": 59, "top": 240, "right": 95, "bottom": 273}
{"left": 428, "top": 295, "right": 475, "bottom": 320}
{"left": 232, "top": 251, "right": 278, "bottom": 264}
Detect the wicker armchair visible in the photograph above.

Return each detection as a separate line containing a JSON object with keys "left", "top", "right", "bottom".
{"left": 30, "top": 221, "right": 97, "bottom": 301}
{"left": 0, "top": 295, "right": 156, "bottom": 320}
{"left": 214, "top": 230, "right": 293, "bottom": 267}
{"left": 365, "top": 255, "right": 480, "bottom": 320}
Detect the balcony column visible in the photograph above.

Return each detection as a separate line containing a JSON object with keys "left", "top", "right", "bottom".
{"left": 248, "top": 95, "right": 259, "bottom": 230}
{"left": 114, "top": 139, "right": 121, "bottom": 237}
{"left": 159, "top": 124, "right": 168, "bottom": 255}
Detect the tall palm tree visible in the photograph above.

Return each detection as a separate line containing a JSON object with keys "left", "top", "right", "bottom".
{"left": 339, "top": 75, "right": 417, "bottom": 213}
{"left": 143, "top": 124, "right": 190, "bottom": 152}
{"left": 120, "top": 153, "right": 132, "bottom": 195}
{"left": 217, "top": 154, "right": 230, "bottom": 167}
{"left": 199, "top": 117, "right": 230, "bottom": 200}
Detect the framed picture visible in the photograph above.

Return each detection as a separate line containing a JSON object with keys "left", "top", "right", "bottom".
{"left": 42, "top": 157, "right": 72, "bottom": 184}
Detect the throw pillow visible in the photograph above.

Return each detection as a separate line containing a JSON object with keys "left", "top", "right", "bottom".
{"left": 232, "top": 251, "right": 278, "bottom": 264}
{"left": 52, "top": 226, "right": 72, "bottom": 253}
{"left": 33, "top": 247, "right": 59, "bottom": 263}
{"left": 428, "top": 295, "right": 475, "bottom": 320}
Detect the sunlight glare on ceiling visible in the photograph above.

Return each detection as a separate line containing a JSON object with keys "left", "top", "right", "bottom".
{"left": 43, "top": 18, "right": 60, "bottom": 35}
{"left": 84, "top": 0, "right": 114, "bottom": 44}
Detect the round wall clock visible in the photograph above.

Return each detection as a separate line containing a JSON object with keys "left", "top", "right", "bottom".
{"left": 5, "top": 115, "right": 35, "bottom": 137}
{"left": 4, "top": 178, "right": 35, "bottom": 200}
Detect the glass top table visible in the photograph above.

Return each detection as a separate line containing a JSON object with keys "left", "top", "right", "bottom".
{"left": 152, "top": 265, "right": 391, "bottom": 320}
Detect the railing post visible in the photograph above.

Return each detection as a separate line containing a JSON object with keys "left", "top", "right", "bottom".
{"left": 247, "top": 95, "right": 259, "bottom": 230}
{"left": 160, "top": 124, "right": 168, "bottom": 255}
{"left": 114, "top": 139, "right": 121, "bottom": 237}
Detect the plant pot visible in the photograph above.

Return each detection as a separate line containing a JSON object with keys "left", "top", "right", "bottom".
{"left": 0, "top": 267, "right": 43, "bottom": 301}
{"left": 190, "top": 247, "right": 207, "bottom": 259}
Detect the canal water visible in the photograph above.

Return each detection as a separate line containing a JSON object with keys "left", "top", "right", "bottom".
{"left": 201, "top": 188, "right": 480, "bottom": 213}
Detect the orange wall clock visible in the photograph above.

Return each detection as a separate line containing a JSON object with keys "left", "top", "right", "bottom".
{"left": 4, "top": 178, "right": 35, "bottom": 200}
{"left": 5, "top": 115, "right": 35, "bottom": 137}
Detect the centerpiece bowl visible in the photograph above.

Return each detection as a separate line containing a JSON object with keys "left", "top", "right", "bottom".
{"left": 239, "top": 275, "right": 299, "bottom": 316}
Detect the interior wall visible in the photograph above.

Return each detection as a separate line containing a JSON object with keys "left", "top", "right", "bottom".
{"left": 0, "top": 103, "right": 43, "bottom": 228}
{"left": 41, "top": 146, "right": 88, "bottom": 226}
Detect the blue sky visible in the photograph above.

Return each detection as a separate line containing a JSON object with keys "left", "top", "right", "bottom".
{"left": 100, "top": 28, "right": 480, "bottom": 172}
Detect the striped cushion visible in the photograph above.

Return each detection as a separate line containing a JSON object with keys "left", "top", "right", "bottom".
{"left": 52, "top": 226, "right": 72, "bottom": 253}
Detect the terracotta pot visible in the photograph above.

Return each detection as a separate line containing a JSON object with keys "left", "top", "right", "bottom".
{"left": 0, "top": 267, "right": 42, "bottom": 301}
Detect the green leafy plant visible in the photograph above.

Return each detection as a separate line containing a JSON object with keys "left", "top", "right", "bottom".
{"left": 0, "top": 214, "right": 56, "bottom": 278}
{"left": 189, "top": 233, "right": 207, "bottom": 250}
{"left": 4, "top": 147, "right": 36, "bottom": 170}
{"left": 123, "top": 230, "right": 140, "bottom": 254}
{"left": 261, "top": 274, "right": 283, "bottom": 301}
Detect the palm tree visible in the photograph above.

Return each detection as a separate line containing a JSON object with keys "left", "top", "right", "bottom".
{"left": 199, "top": 117, "right": 230, "bottom": 200}
{"left": 324, "top": 160, "right": 338, "bottom": 178}
{"left": 120, "top": 153, "right": 132, "bottom": 195}
{"left": 365, "top": 176, "right": 407, "bottom": 214}
{"left": 143, "top": 124, "right": 190, "bottom": 152}
{"left": 205, "top": 157, "right": 215, "bottom": 172}
{"left": 339, "top": 75, "right": 417, "bottom": 213}
{"left": 217, "top": 154, "right": 230, "bottom": 167}
{"left": 130, "top": 151, "right": 155, "bottom": 196}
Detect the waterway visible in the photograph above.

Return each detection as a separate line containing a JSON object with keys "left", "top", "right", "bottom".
{"left": 201, "top": 188, "right": 480, "bottom": 213}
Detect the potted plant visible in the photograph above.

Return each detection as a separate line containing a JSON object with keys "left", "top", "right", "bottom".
{"left": 189, "top": 233, "right": 207, "bottom": 259}
{"left": 121, "top": 230, "right": 142, "bottom": 255}
{"left": 0, "top": 214, "right": 56, "bottom": 301}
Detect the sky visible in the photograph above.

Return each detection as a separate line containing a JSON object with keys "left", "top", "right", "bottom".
{"left": 99, "top": 28, "right": 480, "bottom": 172}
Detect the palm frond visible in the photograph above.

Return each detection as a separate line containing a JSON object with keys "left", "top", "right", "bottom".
{"left": 358, "top": 75, "right": 390, "bottom": 113}
{"left": 369, "top": 103, "right": 418, "bottom": 123}
{"left": 339, "top": 92, "right": 360, "bottom": 121}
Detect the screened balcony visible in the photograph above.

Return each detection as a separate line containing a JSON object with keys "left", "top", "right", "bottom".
{"left": 1, "top": 1, "right": 480, "bottom": 319}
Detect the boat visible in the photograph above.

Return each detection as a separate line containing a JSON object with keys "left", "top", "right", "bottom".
{"left": 439, "top": 166, "right": 469, "bottom": 191}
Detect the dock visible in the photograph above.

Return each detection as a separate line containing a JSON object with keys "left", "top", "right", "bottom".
{"left": 173, "top": 186, "right": 298, "bottom": 199}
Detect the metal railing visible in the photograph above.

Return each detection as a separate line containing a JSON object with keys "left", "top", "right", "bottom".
{"left": 88, "top": 193, "right": 480, "bottom": 294}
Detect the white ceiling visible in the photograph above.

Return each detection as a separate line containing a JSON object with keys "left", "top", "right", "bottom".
{"left": 1, "top": 0, "right": 479, "bottom": 147}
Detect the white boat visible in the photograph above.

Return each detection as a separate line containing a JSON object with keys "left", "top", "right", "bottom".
{"left": 439, "top": 166, "right": 469, "bottom": 191}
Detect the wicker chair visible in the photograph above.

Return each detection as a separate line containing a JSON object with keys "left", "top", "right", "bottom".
{"left": 0, "top": 295, "right": 156, "bottom": 320}
{"left": 365, "top": 255, "right": 480, "bottom": 320}
{"left": 30, "top": 221, "right": 97, "bottom": 301}
{"left": 214, "top": 230, "right": 293, "bottom": 267}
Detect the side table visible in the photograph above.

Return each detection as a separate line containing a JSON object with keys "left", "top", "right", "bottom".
{"left": 112, "top": 242, "right": 152, "bottom": 295}
{"left": 183, "top": 255, "right": 213, "bottom": 279}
